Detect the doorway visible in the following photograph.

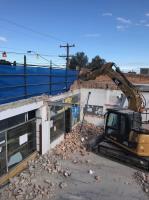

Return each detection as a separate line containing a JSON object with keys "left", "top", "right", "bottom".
{"left": 65, "top": 108, "right": 71, "bottom": 133}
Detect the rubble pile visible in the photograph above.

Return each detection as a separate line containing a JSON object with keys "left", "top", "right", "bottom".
{"left": 70, "top": 79, "right": 117, "bottom": 90}
{"left": 36, "top": 153, "right": 63, "bottom": 174}
{"left": 0, "top": 154, "right": 69, "bottom": 200}
{"left": 70, "top": 73, "right": 149, "bottom": 91}
{"left": 134, "top": 171, "right": 149, "bottom": 193}
{"left": 0, "top": 123, "right": 102, "bottom": 200}
{"left": 53, "top": 123, "right": 103, "bottom": 159}
{"left": 0, "top": 173, "right": 54, "bottom": 200}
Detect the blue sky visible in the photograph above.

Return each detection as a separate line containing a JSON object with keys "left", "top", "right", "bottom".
{"left": 0, "top": 0, "right": 149, "bottom": 71}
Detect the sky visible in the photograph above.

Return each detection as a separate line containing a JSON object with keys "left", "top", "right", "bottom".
{"left": 0, "top": 0, "right": 149, "bottom": 71}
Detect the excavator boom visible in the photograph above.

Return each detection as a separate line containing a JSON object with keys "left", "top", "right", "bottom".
{"left": 79, "top": 62, "right": 145, "bottom": 112}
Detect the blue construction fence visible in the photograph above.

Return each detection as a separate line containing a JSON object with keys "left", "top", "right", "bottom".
{"left": 0, "top": 65, "right": 78, "bottom": 105}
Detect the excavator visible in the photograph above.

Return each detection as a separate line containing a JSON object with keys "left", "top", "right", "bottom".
{"left": 78, "top": 62, "right": 149, "bottom": 170}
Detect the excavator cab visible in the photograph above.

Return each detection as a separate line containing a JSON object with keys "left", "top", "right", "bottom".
{"left": 98, "top": 108, "right": 149, "bottom": 169}
{"left": 105, "top": 109, "right": 141, "bottom": 146}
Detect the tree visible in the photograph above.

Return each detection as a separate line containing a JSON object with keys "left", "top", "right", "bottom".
{"left": 88, "top": 56, "right": 106, "bottom": 69}
{"left": 69, "top": 52, "right": 88, "bottom": 70}
{"left": 0, "top": 59, "right": 11, "bottom": 66}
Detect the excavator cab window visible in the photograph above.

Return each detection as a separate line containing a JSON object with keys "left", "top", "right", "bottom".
{"left": 105, "top": 111, "right": 130, "bottom": 143}
{"left": 106, "top": 112, "right": 120, "bottom": 138}
{"left": 107, "top": 113, "right": 119, "bottom": 129}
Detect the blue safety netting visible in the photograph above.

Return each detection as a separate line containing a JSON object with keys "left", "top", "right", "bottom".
{"left": 0, "top": 65, "right": 78, "bottom": 104}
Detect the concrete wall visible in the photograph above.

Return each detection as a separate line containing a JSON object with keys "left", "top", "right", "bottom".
{"left": 0, "top": 90, "right": 80, "bottom": 155}
{"left": 80, "top": 88, "right": 149, "bottom": 125}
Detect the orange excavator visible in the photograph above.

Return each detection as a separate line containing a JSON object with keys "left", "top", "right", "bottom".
{"left": 79, "top": 62, "right": 149, "bottom": 170}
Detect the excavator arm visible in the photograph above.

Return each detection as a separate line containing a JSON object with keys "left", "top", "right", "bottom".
{"left": 79, "top": 62, "right": 145, "bottom": 112}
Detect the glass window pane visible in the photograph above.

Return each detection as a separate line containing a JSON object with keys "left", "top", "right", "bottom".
{"left": 0, "top": 120, "right": 8, "bottom": 132}
{"left": 0, "top": 132, "right": 6, "bottom": 176}
{"left": 28, "top": 110, "right": 36, "bottom": 120}
{"left": 72, "top": 95, "right": 80, "bottom": 104}
{"left": 0, "top": 113, "right": 25, "bottom": 132}
{"left": 50, "top": 112, "right": 65, "bottom": 143}
{"left": 71, "top": 106, "right": 80, "bottom": 126}
{"left": 107, "top": 113, "right": 119, "bottom": 129}
{"left": 8, "top": 113, "right": 25, "bottom": 128}
{"left": 7, "top": 121, "right": 36, "bottom": 170}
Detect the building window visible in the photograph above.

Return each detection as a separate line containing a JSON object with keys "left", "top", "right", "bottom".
{"left": 0, "top": 113, "right": 25, "bottom": 132}
{"left": 7, "top": 121, "right": 36, "bottom": 169}
{"left": 0, "top": 110, "right": 36, "bottom": 176}
{"left": 0, "top": 132, "right": 6, "bottom": 176}
{"left": 71, "top": 94, "right": 80, "bottom": 126}
{"left": 50, "top": 103, "right": 65, "bottom": 143}
{"left": 72, "top": 94, "right": 80, "bottom": 104}
{"left": 28, "top": 110, "right": 36, "bottom": 120}
{"left": 71, "top": 105, "right": 80, "bottom": 126}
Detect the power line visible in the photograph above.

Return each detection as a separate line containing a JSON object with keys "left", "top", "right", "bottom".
{"left": 0, "top": 18, "right": 67, "bottom": 43}
{"left": 26, "top": 51, "right": 65, "bottom": 67}
{"left": 0, "top": 50, "right": 58, "bottom": 57}
{"left": 0, "top": 50, "right": 66, "bottom": 67}
{"left": 0, "top": 46, "right": 65, "bottom": 58}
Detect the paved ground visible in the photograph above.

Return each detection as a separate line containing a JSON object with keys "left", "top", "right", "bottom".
{"left": 1, "top": 151, "right": 148, "bottom": 200}
{"left": 51, "top": 153, "right": 148, "bottom": 200}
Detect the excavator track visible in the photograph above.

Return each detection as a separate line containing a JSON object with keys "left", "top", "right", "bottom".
{"left": 97, "top": 140, "right": 149, "bottom": 171}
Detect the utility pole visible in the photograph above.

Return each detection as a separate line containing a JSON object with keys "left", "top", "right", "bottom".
{"left": 59, "top": 43, "right": 75, "bottom": 68}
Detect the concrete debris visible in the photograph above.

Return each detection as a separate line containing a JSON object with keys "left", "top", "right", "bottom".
{"left": 134, "top": 171, "right": 149, "bottom": 193}
{"left": 59, "top": 182, "right": 67, "bottom": 189}
{"left": 72, "top": 159, "right": 78, "bottom": 164}
{"left": 0, "top": 123, "right": 102, "bottom": 200}
{"left": 63, "top": 169, "right": 71, "bottom": 177}
{"left": 53, "top": 123, "right": 103, "bottom": 159}
{"left": 85, "top": 159, "right": 91, "bottom": 164}
{"left": 88, "top": 169, "right": 94, "bottom": 175}
{"left": 44, "top": 179, "right": 54, "bottom": 187}
{"left": 94, "top": 175, "right": 101, "bottom": 181}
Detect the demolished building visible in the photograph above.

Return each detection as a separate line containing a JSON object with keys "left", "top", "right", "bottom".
{"left": 0, "top": 63, "right": 80, "bottom": 185}
{"left": 1, "top": 63, "right": 149, "bottom": 186}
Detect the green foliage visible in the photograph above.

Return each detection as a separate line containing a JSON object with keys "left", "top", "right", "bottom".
{"left": 88, "top": 56, "right": 106, "bottom": 69}
{"left": 69, "top": 52, "right": 106, "bottom": 70}
{"left": 69, "top": 52, "right": 88, "bottom": 70}
{"left": 0, "top": 59, "right": 11, "bottom": 65}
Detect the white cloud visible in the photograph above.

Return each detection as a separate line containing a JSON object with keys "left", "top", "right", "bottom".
{"left": 84, "top": 33, "right": 100, "bottom": 38}
{"left": 116, "top": 17, "right": 131, "bottom": 24}
{"left": 145, "top": 13, "right": 149, "bottom": 17}
{"left": 145, "top": 24, "right": 149, "bottom": 27}
{"left": 0, "top": 36, "right": 7, "bottom": 42}
{"left": 102, "top": 12, "right": 112, "bottom": 17}
{"left": 116, "top": 25, "right": 126, "bottom": 31}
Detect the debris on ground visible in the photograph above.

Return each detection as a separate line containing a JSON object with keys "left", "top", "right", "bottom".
{"left": 94, "top": 175, "right": 101, "bottom": 181}
{"left": 63, "top": 169, "right": 71, "bottom": 177}
{"left": 59, "top": 182, "right": 67, "bottom": 189}
{"left": 53, "top": 123, "right": 103, "bottom": 159}
{"left": 133, "top": 171, "right": 149, "bottom": 193}
{"left": 88, "top": 169, "right": 94, "bottom": 175}
{"left": 0, "top": 173, "right": 53, "bottom": 200}
{"left": 0, "top": 123, "right": 102, "bottom": 200}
